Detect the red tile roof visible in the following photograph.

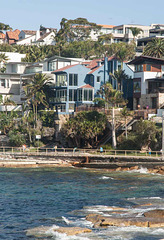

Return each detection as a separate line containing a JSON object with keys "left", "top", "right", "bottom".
{"left": 79, "top": 84, "right": 93, "bottom": 89}
{"left": 0, "top": 33, "right": 5, "bottom": 39}
{"left": 6, "top": 29, "right": 20, "bottom": 40}
{"left": 98, "top": 24, "right": 115, "bottom": 28}
{"left": 52, "top": 64, "right": 78, "bottom": 73}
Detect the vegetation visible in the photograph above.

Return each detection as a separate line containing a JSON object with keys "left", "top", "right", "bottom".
{"left": 24, "top": 73, "right": 53, "bottom": 127}
{"left": 119, "top": 119, "right": 161, "bottom": 150}
{"left": 97, "top": 83, "right": 126, "bottom": 148}
{"left": 62, "top": 111, "right": 107, "bottom": 148}
{"left": 143, "top": 38, "right": 164, "bottom": 58}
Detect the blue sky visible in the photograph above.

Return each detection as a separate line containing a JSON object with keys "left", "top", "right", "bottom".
{"left": 1, "top": 0, "right": 164, "bottom": 31}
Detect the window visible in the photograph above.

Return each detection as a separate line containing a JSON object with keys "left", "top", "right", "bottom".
{"left": 146, "top": 64, "right": 151, "bottom": 71}
{"left": 78, "top": 89, "right": 82, "bottom": 101}
{"left": 97, "top": 76, "right": 100, "bottom": 83}
{"left": 135, "top": 65, "right": 143, "bottom": 72}
{"left": 78, "top": 89, "right": 93, "bottom": 101}
{"left": 56, "top": 74, "right": 67, "bottom": 87}
{"left": 69, "top": 74, "right": 78, "bottom": 86}
{"left": 90, "top": 75, "right": 94, "bottom": 86}
{"left": 48, "top": 61, "right": 56, "bottom": 71}
{"left": 69, "top": 89, "right": 77, "bottom": 101}
{"left": 0, "top": 79, "right": 5, "bottom": 87}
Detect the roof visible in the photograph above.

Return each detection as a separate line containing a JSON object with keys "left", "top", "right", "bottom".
{"left": 37, "top": 32, "right": 52, "bottom": 42}
{"left": 79, "top": 84, "right": 93, "bottom": 89}
{"left": 6, "top": 29, "right": 20, "bottom": 40}
{"left": 22, "top": 30, "right": 37, "bottom": 35}
{"left": 0, "top": 33, "right": 5, "bottom": 39}
{"left": 88, "top": 65, "right": 102, "bottom": 74}
{"left": 82, "top": 59, "right": 102, "bottom": 69}
{"left": 128, "top": 55, "right": 164, "bottom": 65}
{"left": 98, "top": 24, "right": 115, "bottom": 28}
{"left": 52, "top": 64, "right": 78, "bottom": 73}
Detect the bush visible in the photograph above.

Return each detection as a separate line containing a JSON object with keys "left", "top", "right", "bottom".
{"left": 33, "top": 140, "right": 44, "bottom": 148}
{"left": 9, "top": 131, "right": 26, "bottom": 147}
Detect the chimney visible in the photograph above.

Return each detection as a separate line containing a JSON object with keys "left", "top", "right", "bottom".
{"left": 36, "top": 30, "right": 40, "bottom": 40}
{"left": 97, "top": 60, "right": 101, "bottom": 67}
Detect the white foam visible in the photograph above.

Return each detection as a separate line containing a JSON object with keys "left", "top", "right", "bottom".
{"left": 62, "top": 216, "right": 70, "bottom": 225}
{"left": 47, "top": 229, "right": 90, "bottom": 240}
{"left": 129, "top": 167, "right": 148, "bottom": 174}
{"left": 99, "top": 176, "right": 114, "bottom": 180}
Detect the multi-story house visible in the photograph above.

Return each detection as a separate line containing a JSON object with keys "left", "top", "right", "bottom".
{"left": 112, "top": 24, "right": 151, "bottom": 43}
{"left": 128, "top": 55, "right": 164, "bottom": 110}
{"left": 0, "top": 52, "right": 29, "bottom": 111}
{"left": 20, "top": 56, "right": 85, "bottom": 102}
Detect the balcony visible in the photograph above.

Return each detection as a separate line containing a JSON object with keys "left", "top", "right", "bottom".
{"left": 147, "top": 87, "right": 164, "bottom": 94}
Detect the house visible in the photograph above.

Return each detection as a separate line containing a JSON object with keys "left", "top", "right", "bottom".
{"left": 20, "top": 56, "right": 84, "bottom": 102}
{"left": 112, "top": 24, "right": 151, "bottom": 43}
{"left": 17, "top": 27, "right": 56, "bottom": 46}
{"left": 49, "top": 58, "right": 110, "bottom": 114}
{"left": 0, "top": 52, "right": 29, "bottom": 111}
{"left": 128, "top": 55, "right": 164, "bottom": 110}
{"left": 5, "top": 29, "right": 20, "bottom": 44}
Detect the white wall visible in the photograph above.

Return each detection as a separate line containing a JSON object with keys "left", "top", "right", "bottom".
{"left": 0, "top": 52, "right": 26, "bottom": 62}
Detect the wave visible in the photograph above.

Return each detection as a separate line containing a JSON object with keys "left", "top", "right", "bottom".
{"left": 99, "top": 176, "right": 114, "bottom": 180}
{"left": 45, "top": 227, "right": 90, "bottom": 240}
{"left": 128, "top": 167, "right": 148, "bottom": 174}
{"left": 62, "top": 216, "right": 70, "bottom": 225}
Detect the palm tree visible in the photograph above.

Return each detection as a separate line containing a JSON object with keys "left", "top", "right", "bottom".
{"left": 143, "top": 38, "right": 164, "bottom": 58}
{"left": 3, "top": 96, "right": 16, "bottom": 115}
{"left": 0, "top": 53, "right": 9, "bottom": 73}
{"left": 110, "top": 69, "right": 130, "bottom": 91}
{"left": 129, "top": 27, "right": 143, "bottom": 41}
{"left": 98, "top": 83, "right": 125, "bottom": 148}
{"left": 0, "top": 22, "right": 12, "bottom": 33}
{"left": 24, "top": 73, "right": 52, "bottom": 127}
{"left": 114, "top": 42, "right": 135, "bottom": 68}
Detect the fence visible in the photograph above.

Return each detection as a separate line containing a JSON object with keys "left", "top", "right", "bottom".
{"left": 0, "top": 147, "right": 162, "bottom": 158}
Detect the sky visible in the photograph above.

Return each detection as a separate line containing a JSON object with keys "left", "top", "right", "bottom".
{"left": 1, "top": 0, "right": 164, "bottom": 31}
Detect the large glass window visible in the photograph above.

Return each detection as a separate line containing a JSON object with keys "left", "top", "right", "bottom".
{"left": 51, "top": 89, "right": 67, "bottom": 102}
{"left": 69, "top": 89, "right": 77, "bottom": 101}
{"left": 56, "top": 74, "right": 67, "bottom": 87}
{"left": 69, "top": 74, "right": 78, "bottom": 86}
{"left": 78, "top": 89, "right": 93, "bottom": 101}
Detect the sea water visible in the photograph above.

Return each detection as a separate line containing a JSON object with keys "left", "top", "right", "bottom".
{"left": 1, "top": 167, "right": 164, "bottom": 240}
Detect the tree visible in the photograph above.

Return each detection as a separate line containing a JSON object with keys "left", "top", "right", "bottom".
{"left": 110, "top": 69, "right": 130, "bottom": 91}
{"left": 143, "top": 38, "right": 164, "bottom": 58}
{"left": 114, "top": 42, "right": 135, "bottom": 68}
{"left": 98, "top": 83, "right": 126, "bottom": 148}
{"left": 0, "top": 22, "right": 12, "bottom": 33}
{"left": 98, "top": 33, "right": 113, "bottom": 45}
{"left": 0, "top": 53, "right": 9, "bottom": 73}
{"left": 3, "top": 96, "right": 16, "bottom": 115}
{"left": 24, "top": 73, "right": 53, "bottom": 127}
{"left": 129, "top": 27, "right": 143, "bottom": 41}
{"left": 63, "top": 111, "right": 106, "bottom": 147}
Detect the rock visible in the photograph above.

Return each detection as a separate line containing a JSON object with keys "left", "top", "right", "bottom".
{"left": 144, "top": 210, "right": 164, "bottom": 218}
{"left": 116, "top": 167, "right": 122, "bottom": 171}
{"left": 55, "top": 227, "right": 92, "bottom": 235}
{"left": 26, "top": 226, "right": 92, "bottom": 237}
{"left": 122, "top": 167, "right": 130, "bottom": 171}
{"left": 129, "top": 166, "right": 139, "bottom": 170}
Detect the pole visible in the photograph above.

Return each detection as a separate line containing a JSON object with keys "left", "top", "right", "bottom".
{"left": 162, "top": 112, "right": 164, "bottom": 160}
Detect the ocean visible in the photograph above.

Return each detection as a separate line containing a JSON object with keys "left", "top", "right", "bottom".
{"left": 1, "top": 166, "right": 164, "bottom": 240}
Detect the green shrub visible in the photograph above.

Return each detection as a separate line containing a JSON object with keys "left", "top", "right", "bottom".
{"left": 9, "top": 131, "right": 26, "bottom": 147}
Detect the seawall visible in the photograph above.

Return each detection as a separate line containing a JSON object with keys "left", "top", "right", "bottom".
{"left": 0, "top": 152, "right": 164, "bottom": 169}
